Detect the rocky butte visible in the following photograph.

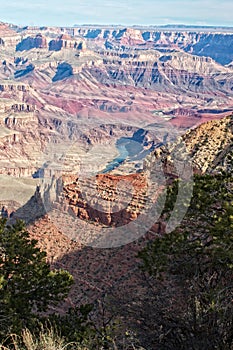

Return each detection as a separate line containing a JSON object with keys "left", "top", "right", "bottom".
{"left": 23, "top": 114, "right": 233, "bottom": 309}
{"left": 0, "top": 21, "right": 232, "bottom": 322}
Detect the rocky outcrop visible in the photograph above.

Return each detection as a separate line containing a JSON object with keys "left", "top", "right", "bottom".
{"left": 9, "top": 185, "right": 46, "bottom": 222}
{"left": 183, "top": 114, "right": 233, "bottom": 173}
{"left": 14, "top": 63, "right": 35, "bottom": 78}
{"left": 75, "top": 27, "right": 233, "bottom": 65}
{"left": 0, "top": 23, "right": 21, "bottom": 48}
{"left": 88, "top": 50, "right": 233, "bottom": 95}
{"left": 49, "top": 34, "right": 85, "bottom": 51}
{"left": 4, "top": 112, "right": 38, "bottom": 128}
{"left": 62, "top": 173, "right": 148, "bottom": 227}
{"left": 0, "top": 131, "right": 20, "bottom": 144}
{"left": 147, "top": 114, "right": 233, "bottom": 175}
{"left": 0, "top": 112, "right": 232, "bottom": 320}
{"left": 16, "top": 34, "right": 47, "bottom": 51}
{"left": 7, "top": 103, "right": 35, "bottom": 113}
{"left": 112, "top": 28, "right": 145, "bottom": 45}
{"left": 49, "top": 114, "right": 233, "bottom": 234}
{"left": 0, "top": 166, "right": 38, "bottom": 177}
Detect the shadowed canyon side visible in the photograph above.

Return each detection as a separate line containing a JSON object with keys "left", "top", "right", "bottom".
{"left": 14, "top": 25, "right": 233, "bottom": 65}
{"left": 0, "top": 22, "right": 232, "bottom": 186}
{"left": 0, "top": 21, "right": 232, "bottom": 228}
{"left": 0, "top": 19, "right": 232, "bottom": 347}
{"left": 147, "top": 113, "right": 233, "bottom": 174}
{"left": 16, "top": 114, "right": 231, "bottom": 315}
{"left": 0, "top": 20, "right": 232, "bottom": 292}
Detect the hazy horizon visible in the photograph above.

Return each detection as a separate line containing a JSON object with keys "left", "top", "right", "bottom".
{"left": 0, "top": 0, "right": 232, "bottom": 28}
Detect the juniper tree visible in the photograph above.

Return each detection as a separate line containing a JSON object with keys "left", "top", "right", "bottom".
{"left": 0, "top": 219, "right": 73, "bottom": 338}
{"left": 137, "top": 174, "right": 233, "bottom": 350}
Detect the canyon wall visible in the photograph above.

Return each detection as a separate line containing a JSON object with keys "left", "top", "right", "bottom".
{"left": 76, "top": 27, "right": 233, "bottom": 65}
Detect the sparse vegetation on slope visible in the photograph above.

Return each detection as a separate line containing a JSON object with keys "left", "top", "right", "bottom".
{"left": 137, "top": 173, "right": 233, "bottom": 349}
{"left": 0, "top": 327, "right": 87, "bottom": 350}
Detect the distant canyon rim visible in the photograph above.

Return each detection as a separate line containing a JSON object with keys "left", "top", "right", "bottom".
{"left": 0, "top": 21, "right": 232, "bottom": 240}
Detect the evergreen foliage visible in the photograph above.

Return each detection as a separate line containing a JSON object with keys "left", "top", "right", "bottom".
{"left": 0, "top": 219, "right": 73, "bottom": 339}
{"left": 138, "top": 174, "right": 233, "bottom": 349}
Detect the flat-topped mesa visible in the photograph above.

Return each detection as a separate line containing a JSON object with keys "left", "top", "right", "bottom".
{"left": 16, "top": 34, "right": 48, "bottom": 51}
{"left": 113, "top": 28, "right": 145, "bottom": 45}
{"left": 15, "top": 32, "right": 87, "bottom": 52}
{"left": 49, "top": 34, "right": 86, "bottom": 51}
{"left": 74, "top": 27, "right": 233, "bottom": 65}
{"left": 20, "top": 25, "right": 76, "bottom": 38}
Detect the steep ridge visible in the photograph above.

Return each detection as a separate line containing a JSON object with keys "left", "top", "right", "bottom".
{"left": 184, "top": 115, "right": 233, "bottom": 173}
{"left": 0, "top": 22, "right": 232, "bottom": 214}
{"left": 150, "top": 114, "right": 233, "bottom": 174}
{"left": 16, "top": 33, "right": 86, "bottom": 52}
{"left": 15, "top": 114, "right": 232, "bottom": 312}
{"left": 0, "top": 22, "right": 232, "bottom": 340}
{"left": 39, "top": 115, "right": 232, "bottom": 235}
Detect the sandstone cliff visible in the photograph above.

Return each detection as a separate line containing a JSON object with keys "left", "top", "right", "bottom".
{"left": 9, "top": 114, "right": 231, "bottom": 315}
{"left": 75, "top": 26, "right": 233, "bottom": 65}
{"left": 149, "top": 114, "right": 233, "bottom": 175}
{"left": 0, "top": 23, "right": 232, "bottom": 187}
{"left": 0, "top": 22, "right": 21, "bottom": 48}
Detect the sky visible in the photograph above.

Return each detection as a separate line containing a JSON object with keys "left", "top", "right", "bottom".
{"left": 0, "top": 0, "right": 232, "bottom": 27}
